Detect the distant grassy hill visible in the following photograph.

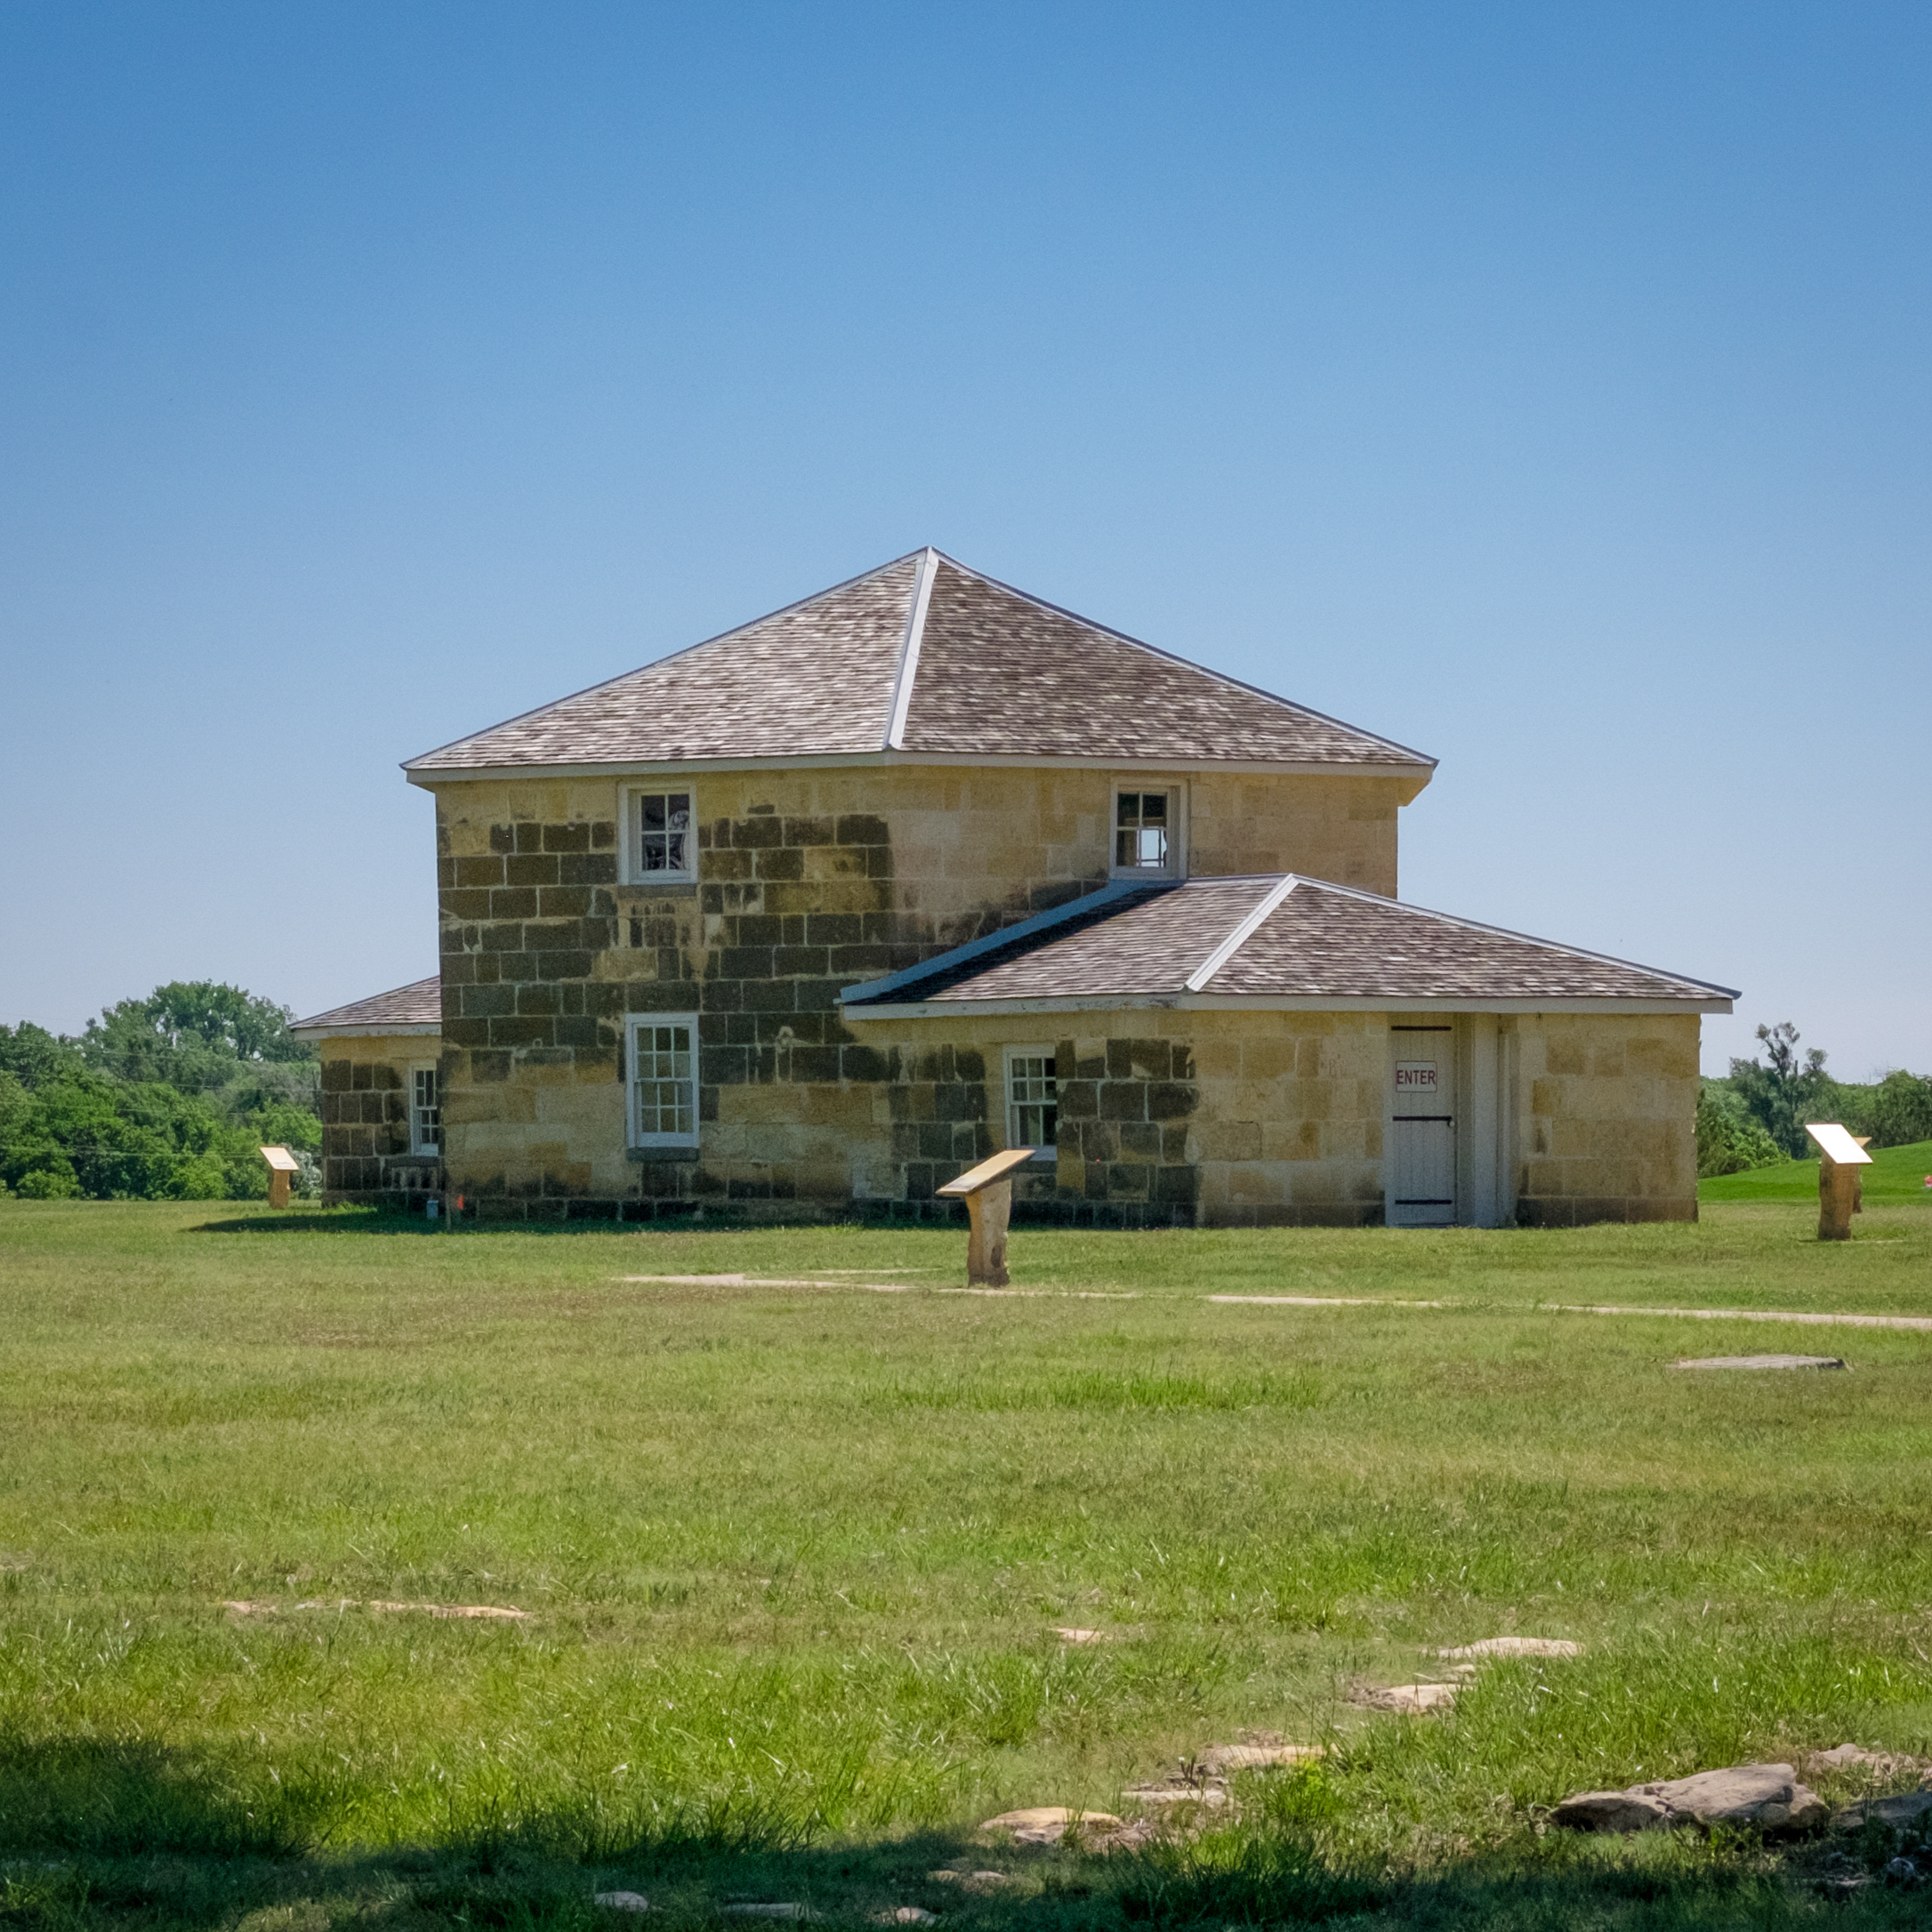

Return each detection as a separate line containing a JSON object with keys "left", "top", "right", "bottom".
{"left": 1699, "top": 1135, "right": 1932, "bottom": 1203}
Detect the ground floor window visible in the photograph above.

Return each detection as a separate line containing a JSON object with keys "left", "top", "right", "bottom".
{"left": 410, "top": 1064, "right": 441, "bottom": 1154}
{"left": 627, "top": 1014, "right": 699, "bottom": 1147}
{"left": 1005, "top": 1048, "right": 1058, "bottom": 1158}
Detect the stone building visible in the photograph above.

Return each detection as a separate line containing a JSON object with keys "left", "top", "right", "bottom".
{"left": 296, "top": 548, "right": 1733, "bottom": 1227}
{"left": 290, "top": 977, "right": 444, "bottom": 1207}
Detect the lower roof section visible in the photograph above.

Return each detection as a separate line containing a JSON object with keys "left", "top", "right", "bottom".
{"left": 292, "top": 976, "right": 443, "bottom": 1040}
{"left": 840, "top": 876, "right": 1735, "bottom": 1019}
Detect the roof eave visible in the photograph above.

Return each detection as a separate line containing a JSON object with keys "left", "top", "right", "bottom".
{"left": 291, "top": 1021, "right": 444, "bottom": 1041}
{"left": 404, "top": 751, "right": 1437, "bottom": 787}
{"left": 842, "top": 993, "right": 1735, "bottom": 1020}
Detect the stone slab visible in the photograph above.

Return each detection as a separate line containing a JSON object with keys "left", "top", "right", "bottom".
{"left": 1437, "top": 1638, "right": 1581, "bottom": 1659}
{"left": 1676, "top": 1355, "right": 1847, "bottom": 1371}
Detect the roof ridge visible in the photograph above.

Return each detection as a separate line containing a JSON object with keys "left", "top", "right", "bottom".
{"left": 402, "top": 549, "right": 929, "bottom": 773}
{"left": 884, "top": 547, "right": 940, "bottom": 750}
{"left": 923, "top": 552, "right": 1436, "bottom": 769}
{"left": 1288, "top": 876, "right": 1741, "bottom": 999}
{"left": 1184, "top": 874, "right": 1300, "bottom": 992}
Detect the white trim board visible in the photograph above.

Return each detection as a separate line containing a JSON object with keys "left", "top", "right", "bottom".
{"left": 1184, "top": 875, "right": 1298, "bottom": 990}
{"left": 292, "top": 1023, "right": 443, "bottom": 1041}
{"left": 885, "top": 548, "right": 940, "bottom": 750}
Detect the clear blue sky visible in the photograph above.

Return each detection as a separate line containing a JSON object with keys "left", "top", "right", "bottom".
{"left": 4, "top": 3, "right": 1926, "bottom": 1078}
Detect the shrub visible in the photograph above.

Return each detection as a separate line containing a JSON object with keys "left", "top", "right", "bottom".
{"left": 15, "top": 1165, "right": 82, "bottom": 1199}
{"left": 1696, "top": 1083, "right": 1783, "bottom": 1177}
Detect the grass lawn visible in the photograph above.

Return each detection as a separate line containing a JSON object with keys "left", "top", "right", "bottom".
{"left": 3, "top": 1198, "right": 1930, "bottom": 1929}
{"left": 1698, "top": 1138, "right": 1932, "bottom": 1207}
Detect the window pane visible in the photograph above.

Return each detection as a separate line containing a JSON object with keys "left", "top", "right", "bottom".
{"left": 1009, "top": 1053, "right": 1057, "bottom": 1148}
{"left": 634, "top": 1022, "right": 697, "bottom": 1140}
{"left": 637, "top": 793, "right": 692, "bottom": 873}
{"left": 1115, "top": 790, "right": 1172, "bottom": 870}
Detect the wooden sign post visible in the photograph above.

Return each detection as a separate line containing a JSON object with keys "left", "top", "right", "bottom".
{"left": 937, "top": 1147, "right": 1038, "bottom": 1286}
{"left": 1804, "top": 1123, "right": 1872, "bottom": 1242}
{"left": 259, "top": 1144, "right": 302, "bottom": 1210}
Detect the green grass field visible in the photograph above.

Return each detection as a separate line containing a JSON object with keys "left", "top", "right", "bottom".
{"left": 3, "top": 1198, "right": 1930, "bottom": 1929}
{"left": 1698, "top": 1138, "right": 1932, "bottom": 1205}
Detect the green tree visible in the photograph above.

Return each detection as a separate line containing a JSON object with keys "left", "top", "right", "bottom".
{"left": 1728, "top": 1021, "right": 1833, "bottom": 1159}
{"left": 1863, "top": 1068, "right": 1932, "bottom": 1148}
{"left": 0, "top": 1022, "right": 87, "bottom": 1090}
{"left": 3, "top": 986, "right": 323, "bottom": 1202}
{"left": 78, "top": 981, "right": 318, "bottom": 1119}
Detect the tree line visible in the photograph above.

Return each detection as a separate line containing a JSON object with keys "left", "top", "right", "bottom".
{"left": 0, "top": 983, "right": 321, "bottom": 1200}
{"left": 1697, "top": 1021, "right": 1932, "bottom": 1178}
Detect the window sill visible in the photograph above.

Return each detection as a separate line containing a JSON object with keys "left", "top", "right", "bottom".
{"left": 620, "top": 877, "right": 697, "bottom": 894}
{"left": 627, "top": 1145, "right": 701, "bottom": 1163}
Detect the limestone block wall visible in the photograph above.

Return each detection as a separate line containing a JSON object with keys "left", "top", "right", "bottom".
{"left": 423, "top": 762, "right": 1413, "bottom": 1220}
{"left": 1183, "top": 1010, "right": 1387, "bottom": 1226}
{"left": 1189, "top": 774, "right": 1410, "bottom": 895}
{"left": 317, "top": 1032, "right": 440, "bottom": 1203}
{"left": 1511, "top": 1013, "right": 1700, "bottom": 1224}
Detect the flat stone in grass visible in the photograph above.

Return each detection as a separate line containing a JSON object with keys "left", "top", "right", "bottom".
{"left": 1051, "top": 1628, "right": 1107, "bottom": 1644}
{"left": 1357, "top": 1683, "right": 1458, "bottom": 1714}
{"left": 1675, "top": 1355, "right": 1847, "bottom": 1371}
{"left": 1833, "top": 1791, "right": 1932, "bottom": 1834}
{"left": 1555, "top": 1763, "right": 1827, "bottom": 1833}
{"left": 1122, "top": 1784, "right": 1228, "bottom": 1808}
{"left": 1198, "top": 1743, "right": 1324, "bottom": 1772}
{"left": 980, "top": 1807, "right": 1123, "bottom": 1845}
{"left": 1437, "top": 1638, "right": 1579, "bottom": 1660}
{"left": 1551, "top": 1791, "right": 1672, "bottom": 1832}
{"left": 593, "top": 1894, "right": 649, "bottom": 1913}
{"left": 1809, "top": 1743, "right": 1928, "bottom": 1780}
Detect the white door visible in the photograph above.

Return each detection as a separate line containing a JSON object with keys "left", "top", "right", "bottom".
{"left": 1389, "top": 1026, "right": 1455, "bottom": 1227}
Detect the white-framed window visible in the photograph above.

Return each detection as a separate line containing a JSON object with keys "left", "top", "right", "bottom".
{"left": 626, "top": 1013, "right": 700, "bottom": 1147}
{"left": 1111, "top": 785, "right": 1183, "bottom": 878}
{"left": 622, "top": 785, "right": 696, "bottom": 885}
{"left": 1005, "top": 1047, "right": 1058, "bottom": 1161}
{"left": 410, "top": 1063, "right": 441, "bottom": 1155}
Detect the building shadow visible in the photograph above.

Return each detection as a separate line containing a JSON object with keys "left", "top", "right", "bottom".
{"left": 0, "top": 1737, "right": 1886, "bottom": 1930}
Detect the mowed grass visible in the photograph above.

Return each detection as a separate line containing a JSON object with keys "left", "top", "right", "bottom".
{"left": 3, "top": 1201, "right": 1931, "bottom": 1929}
{"left": 1699, "top": 1138, "right": 1932, "bottom": 1205}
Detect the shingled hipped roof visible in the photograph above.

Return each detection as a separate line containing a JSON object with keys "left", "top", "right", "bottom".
{"left": 292, "top": 977, "right": 442, "bottom": 1036}
{"left": 841, "top": 879, "right": 1735, "bottom": 1014}
{"left": 404, "top": 550, "right": 1434, "bottom": 777}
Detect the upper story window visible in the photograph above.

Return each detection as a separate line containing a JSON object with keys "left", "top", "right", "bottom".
{"left": 1006, "top": 1048, "right": 1058, "bottom": 1161}
{"left": 624, "top": 787, "right": 696, "bottom": 885}
{"left": 627, "top": 1013, "right": 699, "bottom": 1147}
{"left": 410, "top": 1064, "right": 441, "bottom": 1155}
{"left": 1113, "top": 786, "right": 1182, "bottom": 878}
